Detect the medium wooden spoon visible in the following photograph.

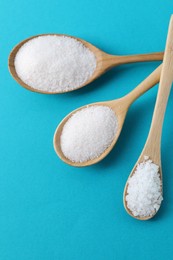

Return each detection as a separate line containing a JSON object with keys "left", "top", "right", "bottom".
{"left": 8, "top": 34, "right": 163, "bottom": 94}
{"left": 54, "top": 64, "right": 161, "bottom": 166}
{"left": 123, "top": 16, "right": 173, "bottom": 220}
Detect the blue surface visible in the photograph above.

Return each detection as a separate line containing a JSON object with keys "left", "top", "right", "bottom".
{"left": 1, "top": 1, "right": 173, "bottom": 259}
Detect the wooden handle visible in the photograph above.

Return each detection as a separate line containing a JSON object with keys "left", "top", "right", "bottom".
{"left": 105, "top": 52, "right": 163, "bottom": 68}
{"left": 124, "top": 64, "right": 162, "bottom": 106}
{"left": 116, "top": 52, "right": 163, "bottom": 65}
{"left": 147, "top": 16, "right": 173, "bottom": 145}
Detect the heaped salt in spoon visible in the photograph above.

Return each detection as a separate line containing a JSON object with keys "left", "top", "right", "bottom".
{"left": 54, "top": 64, "right": 162, "bottom": 167}
{"left": 8, "top": 34, "right": 163, "bottom": 94}
{"left": 124, "top": 15, "right": 173, "bottom": 220}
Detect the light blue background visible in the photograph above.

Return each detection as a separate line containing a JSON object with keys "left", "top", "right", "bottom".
{"left": 1, "top": 1, "right": 173, "bottom": 259}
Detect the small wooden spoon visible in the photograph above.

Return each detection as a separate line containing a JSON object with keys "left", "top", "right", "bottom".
{"left": 8, "top": 34, "right": 163, "bottom": 94}
{"left": 123, "top": 16, "right": 173, "bottom": 220}
{"left": 54, "top": 64, "right": 162, "bottom": 166}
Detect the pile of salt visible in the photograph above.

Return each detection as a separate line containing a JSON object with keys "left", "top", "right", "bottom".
{"left": 126, "top": 156, "right": 163, "bottom": 217}
{"left": 60, "top": 105, "right": 118, "bottom": 163}
{"left": 15, "top": 35, "right": 96, "bottom": 92}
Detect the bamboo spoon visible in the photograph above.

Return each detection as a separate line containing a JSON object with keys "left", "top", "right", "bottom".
{"left": 54, "top": 64, "right": 162, "bottom": 166}
{"left": 8, "top": 34, "right": 163, "bottom": 94}
{"left": 124, "top": 16, "right": 173, "bottom": 220}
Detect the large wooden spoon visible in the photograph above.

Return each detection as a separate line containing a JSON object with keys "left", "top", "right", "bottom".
{"left": 54, "top": 64, "right": 161, "bottom": 166}
{"left": 8, "top": 34, "right": 163, "bottom": 94}
{"left": 124, "top": 16, "right": 173, "bottom": 220}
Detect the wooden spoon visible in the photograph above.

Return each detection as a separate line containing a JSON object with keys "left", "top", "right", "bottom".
{"left": 54, "top": 64, "right": 162, "bottom": 166}
{"left": 123, "top": 16, "right": 173, "bottom": 220}
{"left": 8, "top": 34, "right": 163, "bottom": 94}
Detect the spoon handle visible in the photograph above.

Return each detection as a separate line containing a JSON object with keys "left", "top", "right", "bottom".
{"left": 114, "top": 52, "right": 163, "bottom": 65}
{"left": 124, "top": 64, "right": 162, "bottom": 106}
{"left": 105, "top": 52, "right": 163, "bottom": 68}
{"left": 145, "top": 16, "right": 173, "bottom": 147}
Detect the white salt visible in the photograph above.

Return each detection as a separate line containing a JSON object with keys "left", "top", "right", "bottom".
{"left": 126, "top": 157, "right": 163, "bottom": 217}
{"left": 14, "top": 35, "right": 96, "bottom": 92}
{"left": 60, "top": 105, "right": 118, "bottom": 163}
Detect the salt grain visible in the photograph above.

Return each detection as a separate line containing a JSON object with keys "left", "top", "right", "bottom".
{"left": 60, "top": 105, "right": 118, "bottom": 163}
{"left": 126, "top": 157, "right": 163, "bottom": 217}
{"left": 14, "top": 35, "right": 96, "bottom": 92}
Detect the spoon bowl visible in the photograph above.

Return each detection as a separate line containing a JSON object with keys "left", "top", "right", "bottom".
{"left": 8, "top": 34, "right": 163, "bottom": 94}
{"left": 53, "top": 99, "right": 127, "bottom": 167}
{"left": 54, "top": 65, "right": 161, "bottom": 166}
{"left": 123, "top": 152, "right": 162, "bottom": 220}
